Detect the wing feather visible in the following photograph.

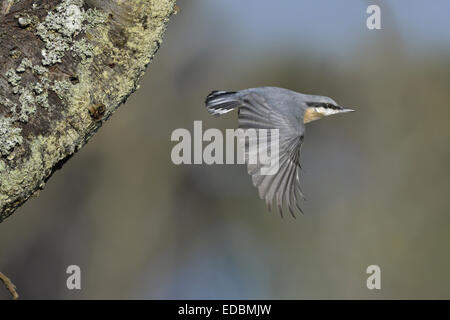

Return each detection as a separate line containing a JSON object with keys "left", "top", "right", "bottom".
{"left": 237, "top": 92, "right": 305, "bottom": 216}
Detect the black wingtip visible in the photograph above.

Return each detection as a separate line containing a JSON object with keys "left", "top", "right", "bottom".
{"left": 205, "top": 90, "right": 237, "bottom": 104}
{"left": 205, "top": 90, "right": 240, "bottom": 116}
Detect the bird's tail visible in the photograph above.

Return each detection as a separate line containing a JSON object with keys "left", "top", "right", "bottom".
{"left": 205, "top": 90, "right": 241, "bottom": 116}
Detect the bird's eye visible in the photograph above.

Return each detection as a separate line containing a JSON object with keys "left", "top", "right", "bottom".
{"left": 328, "top": 103, "right": 337, "bottom": 109}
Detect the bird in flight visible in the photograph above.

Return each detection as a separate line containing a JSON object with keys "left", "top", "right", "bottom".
{"left": 205, "top": 86, "right": 354, "bottom": 217}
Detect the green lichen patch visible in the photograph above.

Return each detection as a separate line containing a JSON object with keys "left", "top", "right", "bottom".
{"left": 0, "top": 116, "right": 23, "bottom": 158}
{"left": 16, "top": 58, "right": 33, "bottom": 73}
{"left": 71, "top": 38, "right": 93, "bottom": 61}
{"left": 36, "top": 91, "right": 50, "bottom": 109}
{"left": 36, "top": 0, "right": 106, "bottom": 66}
{"left": 32, "top": 82, "right": 45, "bottom": 95}
{"left": 0, "top": 0, "right": 176, "bottom": 221}
{"left": 52, "top": 79, "right": 72, "bottom": 101}
{"left": 3, "top": 73, "right": 51, "bottom": 125}
{"left": 32, "top": 64, "right": 48, "bottom": 75}
{"left": 5, "top": 69, "right": 21, "bottom": 88}
{"left": 17, "top": 88, "right": 37, "bottom": 122}
{"left": 0, "top": 0, "right": 109, "bottom": 160}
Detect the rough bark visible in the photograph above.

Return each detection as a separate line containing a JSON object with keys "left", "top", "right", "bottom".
{"left": 0, "top": 0, "right": 176, "bottom": 222}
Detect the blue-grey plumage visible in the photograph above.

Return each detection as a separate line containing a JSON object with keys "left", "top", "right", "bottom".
{"left": 205, "top": 86, "right": 354, "bottom": 217}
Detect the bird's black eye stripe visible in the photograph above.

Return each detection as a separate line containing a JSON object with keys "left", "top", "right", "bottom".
{"left": 307, "top": 102, "right": 341, "bottom": 110}
{"left": 323, "top": 103, "right": 340, "bottom": 110}
{"left": 327, "top": 103, "right": 340, "bottom": 110}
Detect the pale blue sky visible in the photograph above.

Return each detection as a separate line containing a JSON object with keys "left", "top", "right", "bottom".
{"left": 199, "top": 0, "right": 450, "bottom": 56}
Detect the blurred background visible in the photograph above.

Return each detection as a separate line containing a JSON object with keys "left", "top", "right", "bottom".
{"left": 1, "top": 0, "right": 450, "bottom": 299}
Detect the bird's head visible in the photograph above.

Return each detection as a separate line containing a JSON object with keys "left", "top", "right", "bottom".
{"left": 303, "top": 95, "right": 354, "bottom": 124}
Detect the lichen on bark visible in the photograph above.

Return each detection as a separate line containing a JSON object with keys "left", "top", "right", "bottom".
{"left": 0, "top": 0, "right": 176, "bottom": 221}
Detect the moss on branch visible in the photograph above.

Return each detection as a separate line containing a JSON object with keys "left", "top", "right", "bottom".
{"left": 0, "top": 0, "right": 176, "bottom": 221}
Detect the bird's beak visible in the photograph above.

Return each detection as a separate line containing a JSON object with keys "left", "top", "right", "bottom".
{"left": 339, "top": 107, "right": 355, "bottom": 113}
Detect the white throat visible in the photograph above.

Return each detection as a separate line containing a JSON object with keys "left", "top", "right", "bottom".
{"left": 315, "top": 106, "right": 341, "bottom": 116}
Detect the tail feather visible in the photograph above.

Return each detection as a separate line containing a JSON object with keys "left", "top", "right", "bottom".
{"left": 205, "top": 90, "right": 241, "bottom": 116}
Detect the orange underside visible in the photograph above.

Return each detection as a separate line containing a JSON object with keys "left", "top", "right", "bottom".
{"left": 303, "top": 107, "right": 324, "bottom": 124}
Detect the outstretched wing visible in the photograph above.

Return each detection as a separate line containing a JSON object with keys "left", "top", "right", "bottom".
{"left": 237, "top": 92, "right": 305, "bottom": 217}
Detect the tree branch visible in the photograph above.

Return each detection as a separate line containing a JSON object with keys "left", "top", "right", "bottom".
{"left": 0, "top": 0, "right": 176, "bottom": 222}
{"left": 0, "top": 271, "right": 18, "bottom": 300}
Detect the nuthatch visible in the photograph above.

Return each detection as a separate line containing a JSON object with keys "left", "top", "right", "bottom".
{"left": 205, "top": 86, "right": 354, "bottom": 217}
